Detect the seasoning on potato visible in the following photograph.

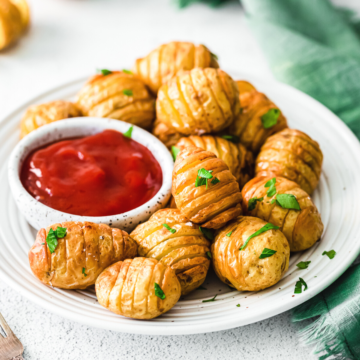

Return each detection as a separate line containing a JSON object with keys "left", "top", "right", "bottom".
{"left": 131, "top": 209, "right": 211, "bottom": 295}
{"left": 28, "top": 221, "right": 138, "bottom": 289}
{"left": 156, "top": 68, "right": 240, "bottom": 136}
{"left": 229, "top": 81, "right": 288, "bottom": 153}
{"left": 133, "top": 41, "right": 219, "bottom": 94}
{"left": 20, "top": 100, "right": 81, "bottom": 138}
{"left": 172, "top": 146, "right": 242, "bottom": 229}
{"left": 212, "top": 216, "right": 290, "bottom": 291}
{"left": 95, "top": 257, "right": 181, "bottom": 319}
{"left": 255, "top": 128, "right": 323, "bottom": 194}
{"left": 76, "top": 70, "right": 155, "bottom": 129}
{"left": 242, "top": 176, "right": 324, "bottom": 251}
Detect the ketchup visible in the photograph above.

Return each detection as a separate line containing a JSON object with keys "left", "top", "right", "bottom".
{"left": 20, "top": 130, "right": 163, "bottom": 216}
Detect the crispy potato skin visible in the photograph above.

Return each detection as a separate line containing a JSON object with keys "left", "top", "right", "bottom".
{"left": 229, "top": 81, "right": 288, "bottom": 153}
{"left": 152, "top": 118, "right": 183, "bottom": 149}
{"left": 255, "top": 129, "right": 323, "bottom": 194}
{"left": 156, "top": 68, "right": 240, "bottom": 136}
{"left": 28, "top": 221, "right": 138, "bottom": 289}
{"left": 242, "top": 176, "right": 323, "bottom": 251}
{"left": 176, "top": 135, "right": 254, "bottom": 188}
{"left": 20, "top": 100, "right": 81, "bottom": 138}
{"left": 95, "top": 257, "right": 181, "bottom": 319}
{"left": 133, "top": 41, "right": 219, "bottom": 94}
{"left": 131, "top": 209, "right": 211, "bottom": 295}
{"left": 212, "top": 216, "right": 290, "bottom": 291}
{"left": 76, "top": 71, "right": 155, "bottom": 129}
{"left": 172, "top": 146, "right": 242, "bottom": 229}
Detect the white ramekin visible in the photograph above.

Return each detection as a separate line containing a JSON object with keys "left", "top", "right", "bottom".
{"left": 8, "top": 117, "right": 173, "bottom": 231}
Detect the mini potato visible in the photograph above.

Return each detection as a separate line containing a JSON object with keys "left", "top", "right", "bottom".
{"left": 152, "top": 118, "right": 183, "bottom": 149}
{"left": 255, "top": 129, "right": 323, "bottom": 194}
{"left": 131, "top": 209, "right": 211, "bottom": 295}
{"left": 133, "top": 41, "right": 219, "bottom": 94}
{"left": 229, "top": 81, "right": 288, "bottom": 153}
{"left": 156, "top": 68, "right": 240, "bottom": 136}
{"left": 28, "top": 221, "right": 138, "bottom": 289}
{"left": 242, "top": 176, "right": 323, "bottom": 251}
{"left": 96, "top": 257, "right": 181, "bottom": 319}
{"left": 176, "top": 135, "right": 254, "bottom": 188}
{"left": 76, "top": 71, "right": 155, "bottom": 129}
{"left": 20, "top": 100, "right": 81, "bottom": 138}
{"left": 212, "top": 216, "right": 290, "bottom": 291}
{"left": 172, "top": 146, "right": 242, "bottom": 229}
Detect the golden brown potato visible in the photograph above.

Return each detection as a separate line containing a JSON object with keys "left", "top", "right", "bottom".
{"left": 255, "top": 129, "right": 323, "bottom": 194}
{"left": 156, "top": 68, "right": 240, "bottom": 136}
{"left": 76, "top": 71, "right": 155, "bottom": 129}
{"left": 172, "top": 146, "right": 242, "bottom": 229}
{"left": 20, "top": 100, "right": 81, "bottom": 138}
{"left": 242, "top": 176, "right": 323, "bottom": 251}
{"left": 176, "top": 135, "right": 254, "bottom": 188}
{"left": 131, "top": 209, "right": 211, "bottom": 295}
{"left": 28, "top": 221, "right": 138, "bottom": 290}
{"left": 212, "top": 216, "right": 290, "bottom": 291}
{"left": 96, "top": 257, "right": 181, "bottom": 319}
{"left": 228, "top": 81, "right": 288, "bottom": 153}
{"left": 133, "top": 41, "right": 219, "bottom": 94}
{"left": 10, "top": 0, "right": 30, "bottom": 29}
{"left": 152, "top": 118, "right": 183, "bottom": 149}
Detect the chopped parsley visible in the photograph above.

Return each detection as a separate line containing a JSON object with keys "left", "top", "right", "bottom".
{"left": 296, "top": 261, "right": 311, "bottom": 270}
{"left": 275, "top": 194, "right": 301, "bottom": 210}
{"left": 99, "top": 69, "right": 112, "bottom": 76}
{"left": 248, "top": 196, "right": 263, "bottom": 211}
{"left": 206, "top": 251, "right": 212, "bottom": 259}
{"left": 123, "top": 89, "right": 133, "bottom": 96}
{"left": 122, "top": 69, "right": 132, "bottom": 74}
{"left": 211, "top": 177, "right": 220, "bottom": 185}
{"left": 261, "top": 108, "right": 280, "bottom": 129}
{"left": 171, "top": 146, "right": 180, "bottom": 161}
{"left": 226, "top": 231, "right": 232, "bottom": 237}
{"left": 259, "top": 248, "right": 277, "bottom": 259}
{"left": 294, "top": 277, "right": 308, "bottom": 294}
{"left": 82, "top": 267, "right": 87, "bottom": 277}
{"left": 123, "top": 126, "right": 133, "bottom": 138}
{"left": 210, "top": 52, "right": 218, "bottom": 61}
{"left": 265, "top": 178, "right": 277, "bottom": 197}
{"left": 322, "top": 250, "right": 336, "bottom": 259}
{"left": 236, "top": 304, "right": 241, "bottom": 307}
{"left": 46, "top": 226, "right": 67, "bottom": 254}
{"left": 195, "top": 168, "right": 214, "bottom": 189}
{"left": 199, "top": 226, "right": 214, "bottom": 241}
{"left": 202, "top": 294, "right": 217, "bottom": 303}
{"left": 162, "top": 223, "right": 176, "bottom": 234}
{"left": 221, "top": 135, "right": 240, "bottom": 143}
{"left": 240, "top": 223, "right": 279, "bottom": 250}
{"left": 154, "top": 282, "right": 166, "bottom": 299}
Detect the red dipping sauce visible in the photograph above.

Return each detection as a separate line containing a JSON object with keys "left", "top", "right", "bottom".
{"left": 21, "top": 130, "right": 163, "bottom": 216}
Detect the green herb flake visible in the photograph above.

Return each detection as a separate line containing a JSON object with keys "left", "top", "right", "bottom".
{"left": 236, "top": 304, "right": 241, "bottom": 307}
{"left": 162, "top": 223, "right": 176, "bottom": 234}
{"left": 261, "top": 108, "right": 280, "bottom": 129}
{"left": 122, "top": 69, "right": 132, "bottom": 74}
{"left": 240, "top": 223, "right": 279, "bottom": 250}
{"left": 221, "top": 135, "right": 240, "bottom": 143}
{"left": 154, "top": 282, "right": 166, "bottom": 300}
{"left": 259, "top": 248, "right": 277, "bottom": 259}
{"left": 41, "top": 243, "right": 45, "bottom": 245}
{"left": 55, "top": 227, "right": 67, "bottom": 238}
{"left": 294, "top": 277, "right": 308, "bottom": 294}
{"left": 210, "top": 52, "right": 218, "bottom": 61}
{"left": 199, "top": 226, "right": 214, "bottom": 241}
{"left": 211, "top": 177, "right": 220, "bottom": 185}
{"left": 45, "top": 226, "right": 67, "bottom": 254}
{"left": 82, "top": 267, "right": 87, "bottom": 277}
{"left": 123, "top": 89, "right": 133, "bottom": 96}
{"left": 195, "top": 168, "right": 213, "bottom": 189}
{"left": 197, "top": 286, "right": 207, "bottom": 290}
{"left": 276, "top": 194, "right": 301, "bottom": 210}
{"left": 248, "top": 196, "right": 264, "bottom": 211}
{"left": 206, "top": 251, "right": 212, "bottom": 260}
{"left": 123, "top": 126, "right": 133, "bottom": 138}
{"left": 264, "top": 177, "right": 277, "bottom": 197}
{"left": 100, "top": 69, "right": 112, "bottom": 76}
{"left": 296, "top": 261, "right": 311, "bottom": 270}
{"left": 171, "top": 146, "right": 180, "bottom": 161}
{"left": 271, "top": 199, "right": 276, "bottom": 204}
{"left": 202, "top": 294, "right": 217, "bottom": 303}
{"left": 226, "top": 231, "right": 232, "bottom": 237}
{"left": 322, "top": 250, "right": 336, "bottom": 259}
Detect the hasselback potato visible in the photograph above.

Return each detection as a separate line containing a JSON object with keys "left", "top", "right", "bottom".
{"left": 242, "top": 176, "right": 323, "bottom": 251}
{"left": 76, "top": 70, "right": 155, "bottom": 129}
{"left": 156, "top": 68, "right": 240, "bottom": 136}
{"left": 96, "top": 257, "right": 181, "bottom": 319}
{"left": 152, "top": 118, "right": 183, "bottom": 149}
{"left": 28, "top": 221, "right": 138, "bottom": 289}
{"left": 172, "top": 146, "right": 242, "bottom": 229}
{"left": 131, "top": 209, "right": 211, "bottom": 295}
{"left": 20, "top": 100, "right": 81, "bottom": 138}
{"left": 255, "top": 129, "right": 323, "bottom": 194}
{"left": 133, "top": 41, "right": 219, "bottom": 94}
{"left": 212, "top": 216, "right": 290, "bottom": 291}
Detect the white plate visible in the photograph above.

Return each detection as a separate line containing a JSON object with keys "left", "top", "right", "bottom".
{"left": 1, "top": 73, "right": 360, "bottom": 335}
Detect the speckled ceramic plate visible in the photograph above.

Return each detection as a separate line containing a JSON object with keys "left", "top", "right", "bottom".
{"left": 1, "top": 73, "right": 360, "bottom": 335}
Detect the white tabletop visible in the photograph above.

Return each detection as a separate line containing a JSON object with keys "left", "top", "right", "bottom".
{"left": 1, "top": 0, "right": 358, "bottom": 359}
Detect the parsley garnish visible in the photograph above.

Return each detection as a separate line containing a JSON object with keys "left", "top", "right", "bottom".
{"left": 294, "top": 278, "right": 308, "bottom": 294}
{"left": 154, "top": 282, "right": 166, "bottom": 299}
{"left": 41, "top": 242, "right": 45, "bottom": 245}
{"left": 240, "top": 223, "right": 279, "bottom": 250}
{"left": 206, "top": 251, "right": 212, "bottom": 259}
{"left": 210, "top": 52, "right": 218, "bottom": 61}
{"left": 123, "top": 89, "right": 133, "bottom": 96}
{"left": 202, "top": 294, "right": 217, "bottom": 303}
{"left": 322, "top": 250, "right": 336, "bottom": 259}
{"left": 123, "top": 126, "right": 133, "bottom": 138}
{"left": 197, "top": 286, "right": 207, "bottom": 290}
{"left": 275, "top": 194, "right": 300, "bottom": 210}
{"left": 195, "top": 168, "right": 214, "bottom": 189}
{"left": 211, "top": 177, "right": 220, "bottom": 185}
{"left": 248, "top": 196, "right": 264, "bottom": 211}
{"left": 296, "top": 261, "right": 311, "bottom": 269}
{"left": 259, "top": 248, "right": 277, "bottom": 259}
{"left": 171, "top": 146, "right": 180, "bottom": 161}
{"left": 261, "top": 108, "right": 280, "bottom": 129}
{"left": 226, "top": 231, "right": 232, "bottom": 237}
{"left": 221, "top": 135, "right": 240, "bottom": 143}
{"left": 199, "top": 226, "right": 214, "bottom": 241}
{"left": 122, "top": 69, "right": 132, "bottom": 74}
{"left": 265, "top": 178, "right": 277, "bottom": 197}
{"left": 82, "top": 267, "right": 87, "bottom": 277}
{"left": 236, "top": 304, "right": 241, "bottom": 307}
{"left": 162, "top": 223, "right": 176, "bottom": 234}
{"left": 100, "top": 69, "right": 112, "bottom": 76}
{"left": 46, "top": 227, "right": 67, "bottom": 253}
{"left": 271, "top": 199, "right": 276, "bottom": 204}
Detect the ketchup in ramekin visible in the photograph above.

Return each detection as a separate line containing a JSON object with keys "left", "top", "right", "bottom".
{"left": 20, "top": 129, "right": 163, "bottom": 216}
